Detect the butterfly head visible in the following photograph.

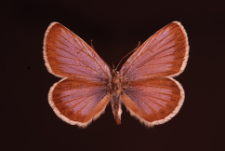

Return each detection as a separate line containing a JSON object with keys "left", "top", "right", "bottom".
{"left": 111, "top": 69, "right": 120, "bottom": 85}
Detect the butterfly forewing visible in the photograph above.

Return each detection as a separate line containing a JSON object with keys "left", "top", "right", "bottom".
{"left": 120, "top": 21, "right": 189, "bottom": 126}
{"left": 44, "top": 22, "right": 111, "bottom": 82}
{"left": 43, "top": 22, "right": 111, "bottom": 127}
{"left": 120, "top": 21, "right": 189, "bottom": 82}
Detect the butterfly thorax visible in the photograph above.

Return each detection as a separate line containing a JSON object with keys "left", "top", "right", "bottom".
{"left": 110, "top": 69, "right": 122, "bottom": 125}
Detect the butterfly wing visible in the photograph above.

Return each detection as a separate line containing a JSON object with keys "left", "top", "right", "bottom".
{"left": 120, "top": 21, "right": 189, "bottom": 126}
{"left": 122, "top": 78, "right": 184, "bottom": 126}
{"left": 43, "top": 22, "right": 111, "bottom": 127}
{"left": 44, "top": 22, "right": 111, "bottom": 82}
{"left": 49, "top": 79, "right": 110, "bottom": 127}
{"left": 120, "top": 21, "right": 188, "bottom": 81}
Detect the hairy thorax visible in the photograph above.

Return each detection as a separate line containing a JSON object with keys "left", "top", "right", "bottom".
{"left": 110, "top": 69, "right": 123, "bottom": 125}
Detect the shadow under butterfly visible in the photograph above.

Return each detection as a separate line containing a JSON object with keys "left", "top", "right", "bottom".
{"left": 43, "top": 21, "right": 189, "bottom": 128}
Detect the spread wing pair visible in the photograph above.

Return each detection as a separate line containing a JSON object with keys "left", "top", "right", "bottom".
{"left": 43, "top": 21, "right": 189, "bottom": 127}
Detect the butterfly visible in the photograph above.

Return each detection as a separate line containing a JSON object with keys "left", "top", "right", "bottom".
{"left": 43, "top": 21, "right": 189, "bottom": 128}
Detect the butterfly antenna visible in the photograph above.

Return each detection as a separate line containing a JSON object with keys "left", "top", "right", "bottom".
{"left": 115, "top": 41, "right": 141, "bottom": 70}
{"left": 112, "top": 63, "right": 115, "bottom": 69}
{"left": 91, "top": 39, "right": 113, "bottom": 71}
{"left": 91, "top": 39, "right": 95, "bottom": 50}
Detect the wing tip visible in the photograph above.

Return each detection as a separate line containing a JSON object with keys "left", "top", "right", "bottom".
{"left": 43, "top": 22, "right": 66, "bottom": 79}
{"left": 170, "top": 21, "right": 190, "bottom": 78}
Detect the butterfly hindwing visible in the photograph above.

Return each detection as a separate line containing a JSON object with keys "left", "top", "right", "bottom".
{"left": 122, "top": 78, "right": 184, "bottom": 126}
{"left": 49, "top": 79, "right": 110, "bottom": 127}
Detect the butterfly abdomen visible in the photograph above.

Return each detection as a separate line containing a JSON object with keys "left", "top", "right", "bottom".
{"left": 110, "top": 69, "right": 122, "bottom": 125}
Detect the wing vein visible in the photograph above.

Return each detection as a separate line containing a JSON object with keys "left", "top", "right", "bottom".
{"left": 52, "top": 44, "right": 102, "bottom": 75}
{"left": 52, "top": 33, "right": 104, "bottom": 76}
{"left": 71, "top": 37, "right": 109, "bottom": 78}
{"left": 124, "top": 43, "right": 184, "bottom": 77}
{"left": 122, "top": 31, "right": 178, "bottom": 76}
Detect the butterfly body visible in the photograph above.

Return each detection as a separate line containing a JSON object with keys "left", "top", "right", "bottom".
{"left": 110, "top": 69, "right": 123, "bottom": 125}
{"left": 44, "top": 21, "right": 189, "bottom": 128}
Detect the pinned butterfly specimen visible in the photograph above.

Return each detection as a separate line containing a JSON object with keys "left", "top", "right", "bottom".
{"left": 43, "top": 21, "right": 189, "bottom": 127}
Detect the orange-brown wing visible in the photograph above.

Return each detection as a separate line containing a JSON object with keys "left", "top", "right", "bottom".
{"left": 120, "top": 21, "right": 189, "bottom": 126}
{"left": 122, "top": 78, "right": 184, "bottom": 127}
{"left": 120, "top": 21, "right": 189, "bottom": 82}
{"left": 43, "top": 22, "right": 111, "bottom": 82}
{"left": 49, "top": 79, "right": 111, "bottom": 127}
{"left": 43, "top": 22, "right": 112, "bottom": 127}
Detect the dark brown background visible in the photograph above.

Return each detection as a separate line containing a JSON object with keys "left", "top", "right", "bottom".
{"left": 1, "top": 0, "right": 225, "bottom": 151}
